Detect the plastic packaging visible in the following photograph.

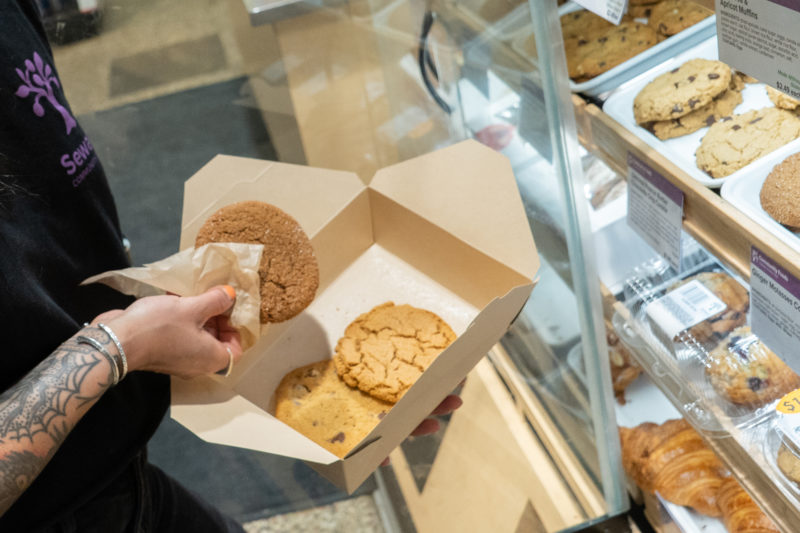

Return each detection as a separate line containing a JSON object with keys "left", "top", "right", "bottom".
{"left": 619, "top": 245, "right": 798, "bottom": 428}
{"left": 763, "top": 419, "right": 800, "bottom": 498}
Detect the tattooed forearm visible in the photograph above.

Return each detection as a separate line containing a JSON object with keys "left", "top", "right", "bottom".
{"left": 0, "top": 331, "right": 115, "bottom": 515}
{"left": 0, "top": 338, "right": 113, "bottom": 443}
{"left": 0, "top": 450, "right": 46, "bottom": 514}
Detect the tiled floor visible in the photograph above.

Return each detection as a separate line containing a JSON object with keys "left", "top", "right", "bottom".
{"left": 243, "top": 495, "right": 385, "bottom": 533}
{"left": 53, "top": 0, "right": 246, "bottom": 115}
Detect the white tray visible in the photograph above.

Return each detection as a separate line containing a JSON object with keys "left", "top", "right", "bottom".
{"left": 720, "top": 142, "right": 800, "bottom": 253}
{"left": 603, "top": 35, "right": 800, "bottom": 188}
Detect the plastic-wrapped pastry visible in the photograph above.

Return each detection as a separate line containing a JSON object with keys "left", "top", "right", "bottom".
{"left": 706, "top": 326, "right": 800, "bottom": 408}
{"left": 667, "top": 271, "right": 749, "bottom": 346}
{"left": 619, "top": 418, "right": 727, "bottom": 517}
{"left": 777, "top": 440, "right": 800, "bottom": 486}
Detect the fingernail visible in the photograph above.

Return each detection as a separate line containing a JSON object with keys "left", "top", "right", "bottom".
{"left": 222, "top": 285, "right": 236, "bottom": 300}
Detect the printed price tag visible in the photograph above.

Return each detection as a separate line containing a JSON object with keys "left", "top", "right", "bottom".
{"left": 645, "top": 279, "right": 728, "bottom": 339}
{"left": 776, "top": 389, "right": 800, "bottom": 450}
{"left": 572, "top": 0, "right": 626, "bottom": 23}
{"left": 716, "top": 0, "right": 800, "bottom": 100}
{"left": 750, "top": 246, "right": 800, "bottom": 375}
{"left": 627, "top": 153, "right": 685, "bottom": 272}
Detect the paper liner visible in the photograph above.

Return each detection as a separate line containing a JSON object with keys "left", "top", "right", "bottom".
{"left": 81, "top": 243, "right": 263, "bottom": 349}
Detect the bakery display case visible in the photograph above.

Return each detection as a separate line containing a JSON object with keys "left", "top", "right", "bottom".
{"left": 313, "top": 0, "right": 800, "bottom": 530}
{"left": 56, "top": 0, "right": 800, "bottom": 528}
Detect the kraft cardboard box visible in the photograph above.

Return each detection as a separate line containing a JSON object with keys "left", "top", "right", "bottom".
{"left": 171, "top": 139, "right": 539, "bottom": 492}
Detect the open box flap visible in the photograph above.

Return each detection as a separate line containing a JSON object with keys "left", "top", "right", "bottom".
{"left": 170, "top": 375, "right": 340, "bottom": 465}
{"left": 180, "top": 155, "right": 365, "bottom": 249}
{"left": 368, "top": 140, "right": 539, "bottom": 281}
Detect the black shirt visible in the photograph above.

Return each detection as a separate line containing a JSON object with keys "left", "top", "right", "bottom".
{"left": 0, "top": 2, "right": 169, "bottom": 530}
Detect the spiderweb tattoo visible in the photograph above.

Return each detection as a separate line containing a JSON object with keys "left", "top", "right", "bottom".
{"left": 0, "top": 340, "right": 110, "bottom": 444}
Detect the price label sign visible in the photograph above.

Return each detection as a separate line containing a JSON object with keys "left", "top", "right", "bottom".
{"left": 646, "top": 280, "right": 728, "bottom": 338}
{"left": 572, "top": 0, "right": 627, "bottom": 24}
{"left": 750, "top": 246, "right": 800, "bottom": 374}
{"left": 716, "top": 0, "right": 800, "bottom": 100}
{"left": 626, "top": 153, "right": 685, "bottom": 272}
{"left": 776, "top": 389, "right": 800, "bottom": 450}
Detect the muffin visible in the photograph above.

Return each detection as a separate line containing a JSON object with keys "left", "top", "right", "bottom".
{"left": 706, "top": 326, "right": 800, "bottom": 407}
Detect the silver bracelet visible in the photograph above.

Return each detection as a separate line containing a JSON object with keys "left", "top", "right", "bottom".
{"left": 97, "top": 323, "right": 128, "bottom": 382}
{"left": 76, "top": 335, "right": 120, "bottom": 386}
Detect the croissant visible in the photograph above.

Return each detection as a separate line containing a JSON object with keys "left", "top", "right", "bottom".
{"left": 619, "top": 419, "right": 727, "bottom": 517}
{"left": 717, "top": 476, "right": 779, "bottom": 533}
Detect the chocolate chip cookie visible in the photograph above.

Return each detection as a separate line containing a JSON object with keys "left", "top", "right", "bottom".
{"left": 696, "top": 107, "right": 800, "bottom": 178}
{"left": 650, "top": 80, "right": 743, "bottom": 140}
{"left": 274, "top": 359, "right": 392, "bottom": 458}
{"left": 195, "top": 201, "right": 319, "bottom": 323}
{"left": 333, "top": 302, "right": 457, "bottom": 404}
{"left": 633, "top": 58, "right": 732, "bottom": 124}
{"left": 560, "top": 9, "right": 629, "bottom": 41}
{"left": 567, "top": 22, "right": 658, "bottom": 80}
{"left": 648, "top": 0, "right": 713, "bottom": 37}
{"left": 628, "top": 3, "right": 659, "bottom": 18}
{"left": 760, "top": 152, "right": 800, "bottom": 228}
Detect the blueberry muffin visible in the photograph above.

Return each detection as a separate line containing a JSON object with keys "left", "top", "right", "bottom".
{"left": 706, "top": 326, "right": 800, "bottom": 407}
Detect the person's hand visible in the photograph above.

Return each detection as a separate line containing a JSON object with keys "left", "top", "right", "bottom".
{"left": 380, "top": 391, "right": 464, "bottom": 467}
{"left": 92, "top": 285, "right": 243, "bottom": 379}
{"left": 408, "top": 394, "right": 463, "bottom": 437}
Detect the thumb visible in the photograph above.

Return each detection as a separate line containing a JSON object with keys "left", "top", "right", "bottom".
{"left": 187, "top": 285, "right": 236, "bottom": 323}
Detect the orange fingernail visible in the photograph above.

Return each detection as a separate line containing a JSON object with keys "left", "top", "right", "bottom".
{"left": 222, "top": 285, "right": 236, "bottom": 300}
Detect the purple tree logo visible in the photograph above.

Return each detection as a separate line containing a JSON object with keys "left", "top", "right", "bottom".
{"left": 15, "top": 52, "right": 76, "bottom": 135}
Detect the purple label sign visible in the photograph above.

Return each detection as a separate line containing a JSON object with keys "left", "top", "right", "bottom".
{"left": 750, "top": 245, "right": 800, "bottom": 373}
{"left": 767, "top": 0, "right": 800, "bottom": 13}
{"left": 627, "top": 153, "right": 684, "bottom": 207}
{"left": 751, "top": 246, "right": 800, "bottom": 299}
{"left": 627, "top": 152, "right": 685, "bottom": 272}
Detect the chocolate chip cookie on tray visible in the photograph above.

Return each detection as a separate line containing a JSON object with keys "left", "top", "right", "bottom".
{"left": 633, "top": 58, "right": 732, "bottom": 126}
{"left": 566, "top": 22, "right": 658, "bottom": 81}
{"left": 559, "top": 0, "right": 713, "bottom": 83}
{"left": 695, "top": 107, "right": 800, "bottom": 178}
{"left": 647, "top": 0, "right": 713, "bottom": 39}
